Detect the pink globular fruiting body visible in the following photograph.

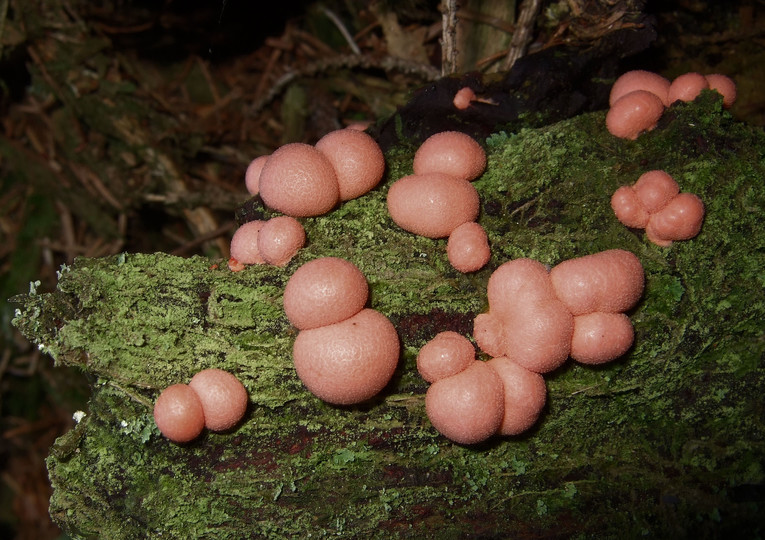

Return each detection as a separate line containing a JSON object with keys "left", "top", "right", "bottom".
{"left": 453, "top": 87, "right": 476, "bottom": 110}
{"left": 416, "top": 331, "right": 475, "bottom": 383}
{"left": 292, "top": 308, "right": 400, "bottom": 405}
{"left": 549, "top": 249, "right": 645, "bottom": 316}
{"left": 188, "top": 369, "right": 249, "bottom": 432}
{"left": 386, "top": 173, "right": 480, "bottom": 238}
{"left": 153, "top": 369, "right": 249, "bottom": 443}
{"left": 229, "top": 220, "right": 267, "bottom": 265}
{"left": 283, "top": 257, "right": 369, "bottom": 331}
{"left": 244, "top": 155, "right": 269, "bottom": 196}
{"left": 644, "top": 192, "right": 705, "bottom": 247}
{"left": 499, "top": 298, "right": 574, "bottom": 373}
{"left": 153, "top": 384, "right": 206, "bottom": 443}
{"left": 447, "top": 221, "right": 491, "bottom": 273}
{"left": 486, "top": 258, "right": 556, "bottom": 315}
{"left": 258, "top": 143, "right": 340, "bottom": 217}
{"left": 285, "top": 257, "right": 400, "bottom": 405}
{"left": 611, "top": 170, "right": 705, "bottom": 246}
{"left": 570, "top": 312, "right": 635, "bottom": 365}
{"left": 609, "top": 70, "right": 671, "bottom": 107}
{"left": 315, "top": 128, "right": 386, "bottom": 201}
{"left": 257, "top": 216, "right": 305, "bottom": 267}
{"left": 424, "top": 361, "right": 505, "bottom": 445}
{"left": 472, "top": 312, "right": 506, "bottom": 358}
{"left": 632, "top": 170, "right": 680, "bottom": 213}
{"left": 668, "top": 72, "right": 709, "bottom": 104}
{"left": 486, "top": 356, "right": 547, "bottom": 436}
{"left": 705, "top": 74, "right": 737, "bottom": 108}
{"left": 610, "top": 186, "right": 650, "bottom": 228}
{"left": 230, "top": 216, "right": 305, "bottom": 269}
{"left": 475, "top": 258, "right": 573, "bottom": 374}
{"left": 606, "top": 90, "right": 665, "bottom": 140}
{"left": 412, "top": 131, "right": 487, "bottom": 181}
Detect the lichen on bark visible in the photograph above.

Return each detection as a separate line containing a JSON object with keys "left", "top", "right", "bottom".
{"left": 12, "top": 92, "right": 765, "bottom": 538}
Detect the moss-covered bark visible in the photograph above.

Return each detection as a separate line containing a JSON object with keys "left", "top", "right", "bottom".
{"left": 12, "top": 93, "right": 765, "bottom": 538}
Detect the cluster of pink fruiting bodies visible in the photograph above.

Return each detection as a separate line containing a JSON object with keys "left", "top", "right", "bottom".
{"left": 155, "top": 68, "right": 730, "bottom": 445}
{"left": 228, "top": 126, "right": 386, "bottom": 270}
{"left": 387, "top": 131, "right": 492, "bottom": 272}
{"left": 611, "top": 170, "right": 705, "bottom": 246}
{"left": 420, "top": 250, "right": 644, "bottom": 444}
{"left": 606, "top": 69, "right": 736, "bottom": 140}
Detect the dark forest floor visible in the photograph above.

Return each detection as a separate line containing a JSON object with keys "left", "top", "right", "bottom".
{"left": 1, "top": 1, "right": 763, "bottom": 537}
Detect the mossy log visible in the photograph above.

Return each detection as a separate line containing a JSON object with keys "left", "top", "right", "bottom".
{"left": 12, "top": 94, "right": 765, "bottom": 538}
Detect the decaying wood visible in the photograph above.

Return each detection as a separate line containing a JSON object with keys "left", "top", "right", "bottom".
{"left": 12, "top": 93, "right": 765, "bottom": 539}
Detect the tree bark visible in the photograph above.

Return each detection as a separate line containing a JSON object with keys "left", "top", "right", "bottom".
{"left": 12, "top": 93, "right": 765, "bottom": 538}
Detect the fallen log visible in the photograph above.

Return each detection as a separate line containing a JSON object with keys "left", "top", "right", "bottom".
{"left": 13, "top": 93, "right": 765, "bottom": 538}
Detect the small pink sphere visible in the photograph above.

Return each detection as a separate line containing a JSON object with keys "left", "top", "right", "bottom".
{"left": 486, "top": 258, "right": 555, "bottom": 317}
{"left": 413, "top": 131, "right": 487, "bottom": 181}
{"left": 258, "top": 143, "right": 340, "bottom": 217}
{"left": 472, "top": 312, "right": 507, "bottom": 359}
{"left": 453, "top": 87, "right": 476, "bottom": 110}
{"left": 257, "top": 216, "right": 305, "bottom": 266}
{"left": 668, "top": 72, "right": 709, "bottom": 104}
{"left": 387, "top": 173, "right": 480, "bottom": 238}
{"left": 705, "top": 74, "right": 737, "bottom": 108}
{"left": 153, "top": 384, "right": 205, "bottom": 443}
{"left": 189, "top": 369, "right": 249, "bottom": 432}
{"left": 447, "top": 222, "right": 491, "bottom": 273}
{"left": 425, "top": 361, "right": 505, "bottom": 445}
{"left": 230, "top": 220, "right": 267, "bottom": 265}
{"left": 292, "top": 308, "right": 400, "bottom": 405}
{"left": 486, "top": 356, "right": 547, "bottom": 436}
{"left": 501, "top": 298, "right": 574, "bottom": 374}
{"left": 570, "top": 312, "right": 635, "bottom": 365}
{"left": 645, "top": 192, "right": 705, "bottom": 247}
{"left": 610, "top": 70, "right": 671, "bottom": 107}
{"left": 550, "top": 249, "right": 645, "bottom": 316}
{"left": 611, "top": 185, "right": 650, "bottom": 229}
{"left": 632, "top": 170, "right": 680, "bottom": 214}
{"left": 417, "top": 331, "right": 475, "bottom": 383}
{"left": 606, "top": 90, "right": 665, "bottom": 140}
{"left": 245, "top": 155, "right": 269, "bottom": 196}
{"left": 283, "top": 257, "right": 368, "bottom": 330}
{"left": 315, "top": 128, "right": 386, "bottom": 201}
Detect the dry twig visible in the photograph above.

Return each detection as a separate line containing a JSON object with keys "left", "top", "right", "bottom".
{"left": 503, "top": 0, "right": 542, "bottom": 71}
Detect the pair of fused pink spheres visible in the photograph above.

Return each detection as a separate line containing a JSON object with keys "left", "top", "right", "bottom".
{"left": 153, "top": 368, "right": 248, "bottom": 443}
{"left": 231, "top": 128, "right": 387, "bottom": 269}
{"left": 387, "top": 131, "right": 491, "bottom": 272}
{"left": 418, "top": 332, "right": 547, "bottom": 445}
{"left": 283, "top": 257, "right": 399, "bottom": 406}
{"left": 246, "top": 127, "right": 386, "bottom": 216}
{"left": 229, "top": 215, "right": 306, "bottom": 269}
{"left": 606, "top": 70, "right": 736, "bottom": 140}
{"left": 611, "top": 170, "right": 705, "bottom": 246}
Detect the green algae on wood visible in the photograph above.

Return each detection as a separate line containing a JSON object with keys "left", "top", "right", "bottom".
{"left": 12, "top": 93, "right": 765, "bottom": 538}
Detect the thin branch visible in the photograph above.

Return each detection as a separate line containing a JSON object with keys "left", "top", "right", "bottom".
{"left": 248, "top": 54, "right": 440, "bottom": 117}
{"left": 440, "top": 0, "right": 459, "bottom": 76}
{"left": 503, "top": 0, "right": 542, "bottom": 71}
{"left": 321, "top": 5, "right": 361, "bottom": 55}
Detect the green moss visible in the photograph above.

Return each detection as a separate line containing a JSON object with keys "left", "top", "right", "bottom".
{"left": 12, "top": 94, "right": 765, "bottom": 538}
